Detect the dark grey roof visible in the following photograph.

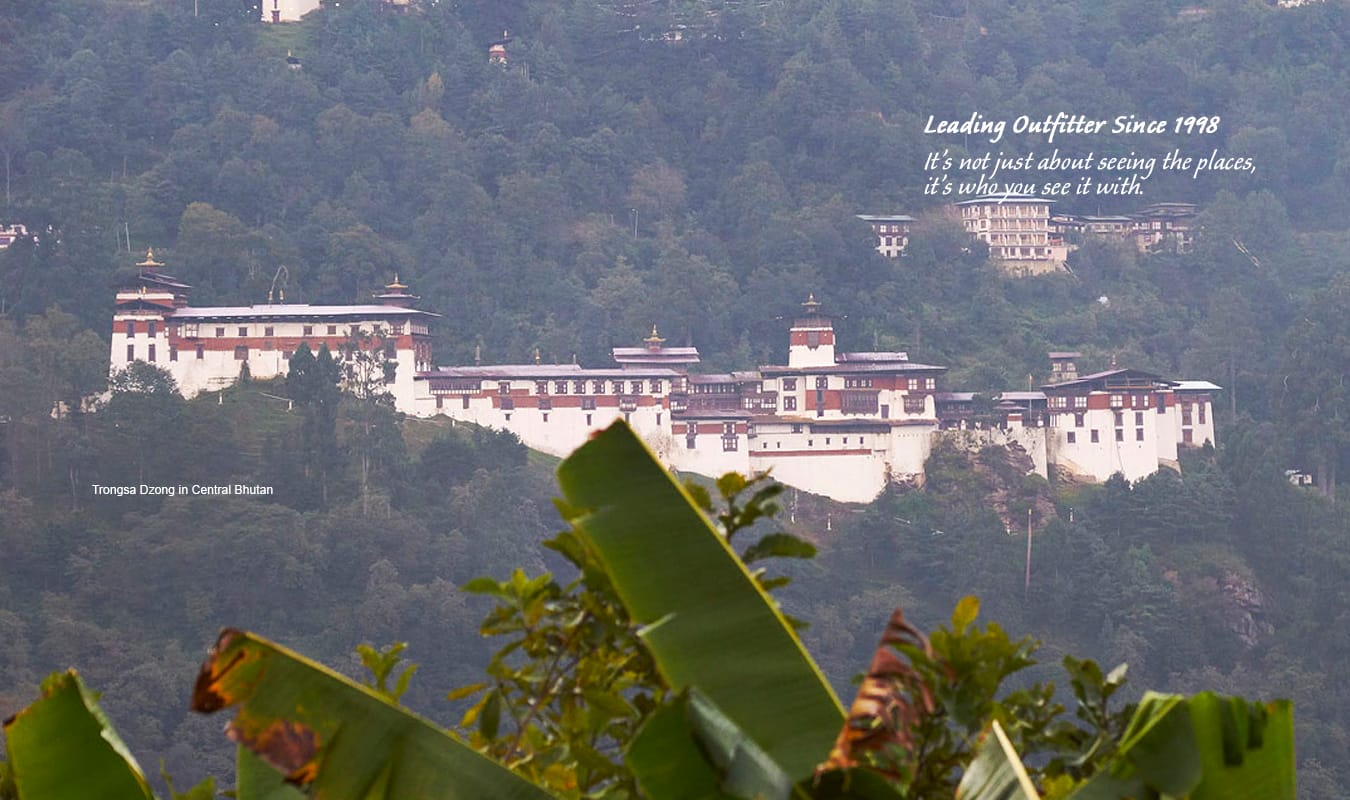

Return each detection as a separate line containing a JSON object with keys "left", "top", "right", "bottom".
{"left": 172, "top": 304, "right": 435, "bottom": 319}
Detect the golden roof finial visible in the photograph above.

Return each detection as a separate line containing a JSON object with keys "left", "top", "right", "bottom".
{"left": 385, "top": 273, "right": 408, "bottom": 290}
{"left": 643, "top": 324, "right": 666, "bottom": 350}
{"left": 137, "top": 248, "right": 164, "bottom": 269}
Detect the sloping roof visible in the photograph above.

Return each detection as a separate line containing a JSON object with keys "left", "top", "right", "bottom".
{"left": 954, "top": 193, "right": 1056, "bottom": 205}
{"left": 1174, "top": 380, "right": 1222, "bottom": 391}
{"left": 856, "top": 214, "right": 916, "bottom": 223}
{"left": 1041, "top": 368, "right": 1171, "bottom": 391}
{"left": 171, "top": 304, "right": 436, "bottom": 319}
{"left": 837, "top": 351, "right": 909, "bottom": 363}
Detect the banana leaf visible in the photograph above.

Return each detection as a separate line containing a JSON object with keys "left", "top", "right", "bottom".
{"left": 1067, "top": 692, "right": 1295, "bottom": 800}
{"left": 955, "top": 721, "right": 1040, "bottom": 800}
{"left": 2, "top": 670, "right": 154, "bottom": 800}
{"left": 1183, "top": 693, "right": 1295, "bottom": 800}
{"left": 191, "top": 628, "right": 559, "bottom": 800}
{"left": 556, "top": 422, "right": 844, "bottom": 781}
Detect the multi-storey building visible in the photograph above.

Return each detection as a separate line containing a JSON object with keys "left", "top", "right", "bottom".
{"left": 952, "top": 195, "right": 1070, "bottom": 274}
{"left": 420, "top": 297, "right": 946, "bottom": 501}
{"left": 109, "top": 258, "right": 1218, "bottom": 501}
{"left": 1130, "top": 202, "right": 1197, "bottom": 253}
{"left": 856, "top": 214, "right": 915, "bottom": 258}
{"left": 1042, "top": 362, "right": 1216, "bottom": 482}
{"left": 110, "top": 251, "right": 435, "bottom": 412}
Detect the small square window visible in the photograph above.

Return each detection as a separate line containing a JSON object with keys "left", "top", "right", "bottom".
{"left": 303, "top": 325, "right": 313, "bottom": 336}
{"left": 1136, "top": 428, "right": 1145, "bottom": 441}
{"left": 327, "top": 325, "right": 338, "bottom": 335}
{"left": 1090, "top": 429, "right": 1100, "bottom": 443}
{"left": 238, "top": 327, "right": 248, "bottom": 337}
{"left": 1066, "top": 431, "right": 1076, "bottom": 443}
{"left": 264, "top": 326, "right": 275, "bottom": 337}
{"left": 1115, "top": 429, "right": 1124, "bottom": 441}
{"left": 216, "top": 327, "right": 226, "bottom": 337}
{"left": 235, "top": 346, "right": 248, "bottom": 360}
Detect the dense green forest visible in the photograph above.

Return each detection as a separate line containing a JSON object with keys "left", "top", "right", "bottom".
{"left": 2, "top": 0, "right": 1350, "bottom": 795}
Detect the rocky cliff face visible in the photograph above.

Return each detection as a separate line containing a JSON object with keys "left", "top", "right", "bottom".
{"left": 1219, "top": 570, "right": 1275, "bottom": 649}
{"left": 1166, "top": 566, "right": 1275, "bottom": 650}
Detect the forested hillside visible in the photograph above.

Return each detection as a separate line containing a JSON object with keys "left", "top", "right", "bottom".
{"left": 2, "top": 0, "right": 1350, "bottom": 795}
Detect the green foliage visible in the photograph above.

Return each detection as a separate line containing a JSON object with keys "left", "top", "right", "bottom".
{"left": 1, "top": 670, "right": 154, "bottom": 800}
{"left": 356, "top": 641, "right": 418, "bottom": 704}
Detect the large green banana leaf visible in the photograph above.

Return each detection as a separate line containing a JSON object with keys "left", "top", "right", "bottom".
{"left": 1066, "top": 692, "right": 1295, "bottom": 800}
{"left": 191, "top": 628, "right": 559, "bottom": 800}
{"left": 956, "top": 721, "right": 1040, "bottom": 800}
{"left": 556, "top": 422, "right": 844, "bottom": 781}
{"left": 1187, "top": 693, "right": 1295, "bottom": 799}
{"left": 2, "top": 670, "right": 154, "bottom": 800}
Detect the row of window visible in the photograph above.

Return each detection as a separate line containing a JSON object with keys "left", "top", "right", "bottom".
{"left": 1066, "top": 428, "right": 1146, "bottom": 444}
{"left": 125, "top": 322, "right": 405, "bottom": 339}
{"left": 127, "top": 344, "right": 383, "bottom": 364}
{"left": 500, "top": 396, "right": 603, "bottom": 411}
{"left": 534, "top": 379, "right": 663, "bottom": 396}
{"left": 757, "top": 435, "right": 868, "bottom": 449}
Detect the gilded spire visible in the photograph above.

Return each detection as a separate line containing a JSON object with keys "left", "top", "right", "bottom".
{"left": 137, "top": 248, "right": 164, "bottom": 269}
{"left": 643, "top": 324, "right": 666, "bottom": 349}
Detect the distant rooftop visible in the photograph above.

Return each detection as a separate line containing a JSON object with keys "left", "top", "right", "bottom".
{"left": 954, "top": 193, "right": 1057, "bottom": 205}
{"left": 171, "top": 304, "right": 435, "bottom": 319}
{"left": 837, "top": 351, "right": 909, "bottom": 363}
